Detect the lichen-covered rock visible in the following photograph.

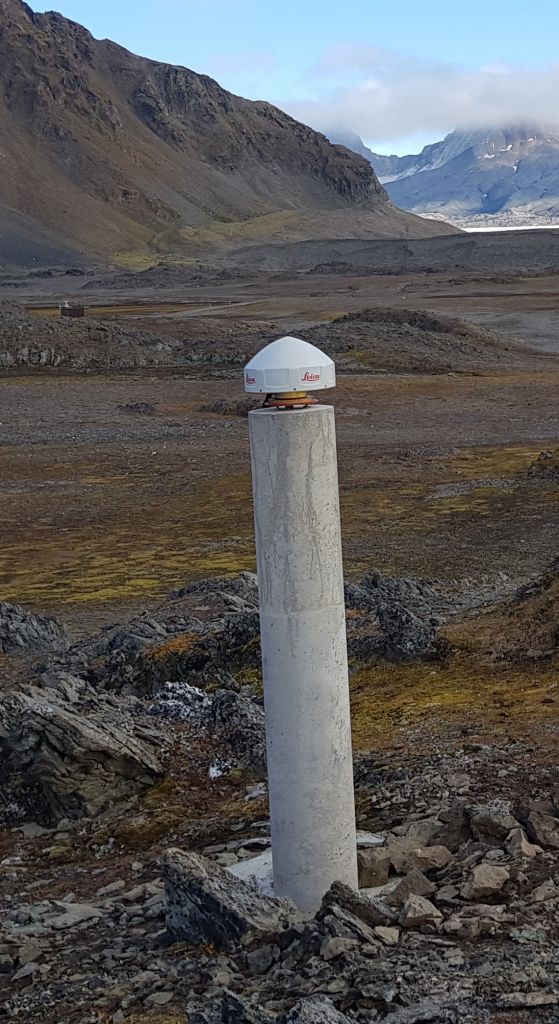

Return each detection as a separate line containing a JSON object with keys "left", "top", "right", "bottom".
{"left": 210, "top": 690, "right": 266, "bottom": 769}
{"left": 467, "top": 800, "right": 518, "bottom": 843}
{"left": 161, "top": 848, "right": 293, "bottom": 949}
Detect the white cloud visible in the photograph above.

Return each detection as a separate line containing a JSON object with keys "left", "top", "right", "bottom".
{"left": 283, "top": 44, "right": 559, "bottom": 147}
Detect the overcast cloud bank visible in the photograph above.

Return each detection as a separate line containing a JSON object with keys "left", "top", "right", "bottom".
{"left": 283, "top": 45, "right": 559, "bottom": 146}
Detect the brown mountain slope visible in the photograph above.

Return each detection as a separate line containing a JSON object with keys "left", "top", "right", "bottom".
{"left": 0, "top": 0, "right": 456, "bottom": 264}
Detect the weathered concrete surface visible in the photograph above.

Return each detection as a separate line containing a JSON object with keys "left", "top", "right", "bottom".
{"left": 249, "top": 405, "right": 358, "bottom": 910}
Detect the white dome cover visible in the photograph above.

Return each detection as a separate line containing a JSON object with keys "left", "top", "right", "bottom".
{"left": 244, "top": 336, "right": 336, "bottom": 393}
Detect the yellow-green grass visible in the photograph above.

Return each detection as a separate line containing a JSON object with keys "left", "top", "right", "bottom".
{"left": 2, "top": 439, "right": 557, "bottom": 609}
{"left": 349, "top": 657, "right": 559, "bottom": 752}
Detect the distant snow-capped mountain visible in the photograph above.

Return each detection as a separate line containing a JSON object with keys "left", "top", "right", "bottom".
{"left": 331, "top": 126, "right": 559, "bottom": 227}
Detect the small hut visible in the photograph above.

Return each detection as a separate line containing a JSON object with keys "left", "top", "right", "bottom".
{"left": 59, "top": 301, "right": 88, "bottom": 319}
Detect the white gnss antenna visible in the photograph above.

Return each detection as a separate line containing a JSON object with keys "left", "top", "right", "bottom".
{"left": 244, "top": 335, "right": 335, "bottom": 408}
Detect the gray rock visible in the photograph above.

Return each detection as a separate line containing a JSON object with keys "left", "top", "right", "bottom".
{"left": 17, "top": 944, "right": 45, "bottom": 965}
{"left": 346, "top": 571, "right": 441, "bottom": 663}
{"left": 319, "top": 936, "right": 357, "bottom": 960}
{"left": 161, "top": 848, "right": 292, "bottom": 949}
{"left": 374, "top": 925, "right": 400, "bottom": 946}
{"left": 246, "top": 944, "right": 275, "bottom": 974}
{"left": 460, "top": 864, "right": 510, "bottom": 901}
{"left": 144, "top": 991, "right": 174, "bottom": 1006}
{"left": 399, "top": 895, "right": 443, "bottom": 929}
{"left": 319, "top": 881, "right": 397, "bottom": 927}
{"left": 504, "top": 827, "right": 543, "bottom": 859}
{"left": 0, "top": 675, "right": 163, "bottom": 820}
{"left": 210, "top": 690, "right": 266, "bottom": 769}
{"left": 468, "top": 800, "right": 518, "bottom": 843}
{"left": 50, "top": 902, "right": 104, "bottom": 930}
{"left": 398, "top": 845, "right": 453, "bottom": 874}
{"left": 498, "top": 992, "right": 559, "bottom": 1008}
{"left": 278, "top": 995, "right": 353, "bottom": 1023}
{"left": 385, "top": 837, "right": 425, "bottom": 873}
{"left": 11, "top": 961, "right": 41, "bottom": 981}
{"left": 531, "top": 879, "right": 559, "bottom": 902}
{"left": 381, "top": 1003, "right": 447, "bottom": 1023}
{"left": 0, "top": 602, "right": 65, "bottom": 655}
{"left": 525, "top": 810, "right": 559, "bottom": 849}
{"left": 433, "top": 801, "right": 471, "bottom": 853}
{"left": 388, "top": 869, "right": 437, "bottom": 906}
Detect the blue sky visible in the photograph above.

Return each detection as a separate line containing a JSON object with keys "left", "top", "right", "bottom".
{"left": 34, "top": 0, "right": 559, "bottom": 154}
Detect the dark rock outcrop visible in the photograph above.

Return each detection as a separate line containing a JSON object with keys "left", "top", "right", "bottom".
{"left": 0, "top": 673, "right": 163, "bottom": 822}
{"left": 161, "top": 848, "right": 293, "bottom": 948}
{"left": 0, "top": 601, "right": 65, "bottom": 655}
{"left": 210, "top": 691, "right": 266, "bottom": 769}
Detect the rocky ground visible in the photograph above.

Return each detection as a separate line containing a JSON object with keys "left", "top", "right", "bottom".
{"left": 2, "top": 232, "right": 559, "bottom": 1023}
{"left": 0, "top": 302, "right": 546, "bottom": 374}
{"left": 0, "top": 567, "right": 558, "bottom": 1024}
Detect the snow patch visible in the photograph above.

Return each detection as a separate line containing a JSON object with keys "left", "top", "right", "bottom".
{"left": 228, "top": 850, "right": 275, "bottom": 896}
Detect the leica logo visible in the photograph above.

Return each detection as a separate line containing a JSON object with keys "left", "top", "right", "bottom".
{"left": 245, "top": 374, "right": 256, "bottom": 384}
{"left": 302, "top": 371, "right": 320, "bottom": 381}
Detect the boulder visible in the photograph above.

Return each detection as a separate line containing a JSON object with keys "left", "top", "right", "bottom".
{"left": 461, "top": 864, "right": 510, "bottom": 901}
{"left": 161, "top": 848, "right": 293, "bottom": 949}
{"left": 504, "top": 827, "right": 543, "bottom": 859}
{"left": 525, "top": 810, "right": 559, "bottom": 849}
{"left": 387, "top": 869, "right": 436, "bottom": 906}
{"left": 399, "top": 895, "right": 442, "bottom": 929}
{"left": 468, "top": 801, "right": 518, "bottom": 843}
{"left": 0, "top": 676, "right": 163, "bottom": 821}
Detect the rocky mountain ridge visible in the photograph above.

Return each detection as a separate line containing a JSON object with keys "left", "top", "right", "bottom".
{"left": 332, "top": 125, "right": 559, "bottom": 228}
{"left": 0, "top": 0, "right": 453, "bottom": 265}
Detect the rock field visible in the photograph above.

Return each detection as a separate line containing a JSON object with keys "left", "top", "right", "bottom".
{"left": 0, "top": 569, "right": 558, "bottom": 1022}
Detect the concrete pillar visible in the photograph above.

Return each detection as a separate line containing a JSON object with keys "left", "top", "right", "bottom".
{"left": 248, "top": 404, "right": 358, "bottom": 912}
